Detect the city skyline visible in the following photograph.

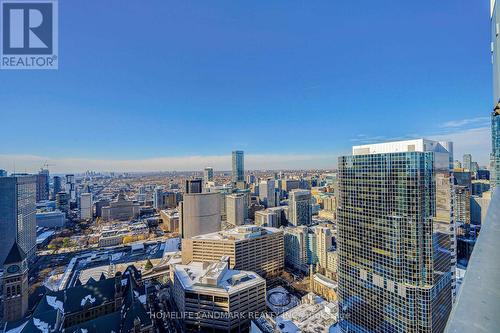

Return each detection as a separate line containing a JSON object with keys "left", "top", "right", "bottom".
{"left": 0, "top": 1, "right": 492, "bottom": 172}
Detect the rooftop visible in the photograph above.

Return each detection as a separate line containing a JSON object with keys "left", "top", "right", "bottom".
{"left": 191, "top": 224, "right": 281, "bottom": 241}
{"left": 173, "top": 259, "right": 264, "bottom": 293}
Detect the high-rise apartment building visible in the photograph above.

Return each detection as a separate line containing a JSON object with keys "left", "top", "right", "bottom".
{"left": 80, "top": 192, "right": 93, "bottom": 220}
{"left": 56, "top": 191, "right": 70, "bottom": 216}
{"left": 462, "top": 154, "right": 472, "bottom": 171}
{"left": 232, "top": 150, "right": 244, "bottom": 183}
{"left": 36, "top": 169, "right": 49, "bottom": 202}
{"left": 65, "top": 174, "right": 76, "bottom": 202}
{"left": 454, "top": 186, "right": 471, "bottom": 225}
{"left": 314, "top": 226, "right": 333, "bottom": 273}
{"left": 288, "top": 189, "right": 312, "bottom": 226}
{"left": 492, "top": 0, "right": 500, "bottom": 187}
{"left": 203, "top": 167, "right": 214, "bottom": 184}
{"left": 259, "top": 179, "right": 276, "bottom": 208}
{"left": 52, "top": 175, "right": 62, "bottom": 199}
{"left": 182, "top": 225, "right": 284, "bottom": 278}
{"left": 0, "top": 175, "right": 37, "bottom": 263}
{"left": 180, "top": 192, "right": 221, "bottom": 239}
{"left": 226, "top": 193, "right": 247, "bottom": 226}
{"left": 337, "top": 139, "right": 454, "bottom": 333}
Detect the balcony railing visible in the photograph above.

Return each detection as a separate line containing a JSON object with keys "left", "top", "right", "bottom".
{"left": 445, "top": 187, "right": 500, "bottom": 333}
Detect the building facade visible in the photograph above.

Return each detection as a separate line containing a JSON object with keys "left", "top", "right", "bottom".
{"left": 337, "top": 139, "right": 454, "bottom": 333}
{"left": 288, "top": 189, "right": 312, "bottom": 226}
{"left": 36, "top": 169, "right": 49, "bottom": 202}
{"left": 0, "top": 175, "right": 37, "bottom": 263}
{"left": 232, "top": 150, "right": 245, "bottom": 183}
{"left": 171, "top": 259, "right": 266, "bottom": 332}
{"left": 180, "top": 192, "right": 221, "bottom": 239}
{"left": 80, "top": 192, "right": 93, "bottom": 220}
{"left": 226, "top": 193, "right": 247, "bottom": 226}
{"left": 182, "top": 225, "right": 284, "bottom": 278}
{"left": 101, "top": 192, "right": 141, "bottom": 221}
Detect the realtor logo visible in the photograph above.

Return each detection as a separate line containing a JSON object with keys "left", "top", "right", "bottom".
{"left": 1, "top": 0, "right": 58, "bottom": 69}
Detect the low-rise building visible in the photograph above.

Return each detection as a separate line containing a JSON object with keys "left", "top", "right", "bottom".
{"left": 171, "top": 258, "right": 266, "bottom": 332}
{"left": 101, "top": 192, "right": 141, "bottom": 221}
{"left": 160, "top": 209, "right": 180, "bottom": 232}
{"left": 36, "top": 210, "right": 66, "bottom": 228}
{"left": 251, "top": 293, "right": 338, "bottom": 333}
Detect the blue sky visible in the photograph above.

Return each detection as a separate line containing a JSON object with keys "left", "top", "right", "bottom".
{"left": 0, "top": 0, "right": 493, "bottom": 172}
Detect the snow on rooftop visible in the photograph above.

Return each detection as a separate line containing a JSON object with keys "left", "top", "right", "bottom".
{"left": 191, "top": 225, "right": 281, "bottom": 241}
{"left": 80, "top": 295, "right": 97, "bottom": 307}
{"left": 46, "top": 295, "right": 64, "bottom": 312}
{"left": 173, "top": 260, "right": 263, "bottom": 293}
{"left": 33, "top": 318, "right": 50, "bottom": 333}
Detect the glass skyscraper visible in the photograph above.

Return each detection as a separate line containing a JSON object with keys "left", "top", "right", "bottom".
{"left": 491, "top": 0, "right": 500, "bottom": 187}
{"left": 337, "top": 139, "right": 454, "bottom": 333}
{"left": 0, "top": 175, "right": 37, "bottom": 264}
{"left": 232, "top": 150, "right": 245, "bottom": 183}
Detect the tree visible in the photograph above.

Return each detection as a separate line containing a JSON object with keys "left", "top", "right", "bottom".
{"left": 144, "top": 259, "right": 153, "bottom": 270}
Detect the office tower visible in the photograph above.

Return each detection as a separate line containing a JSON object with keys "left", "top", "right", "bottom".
{"left": 203, "top": 166, "right": 214, "bottom": 184}
{"left": 454, "top": 186, "right": 471, "bottom": 225}
{"left": 171, "top": 258, "right": 266, "bottom": 332}
{"left": 337, "top": 139, "right": 454, "bottom": 333}
{"left": 226, "top": 193, "right": 247, "bottom": 226}
{"left": 0, "top": 175, "right": 37, "bottom": 263}
{"left": 80, "top": 192, "right": 93, "bottom": 220}
{"left": 470, "top": 161, "right": 479, "bottom": 173}
{"left": 36, "top": 169, "right": 49, "bottom": 202}
{"left": 179, "top": 192, "right": 221, "bottom": 239}
{"left": 453, "top": 160, "right": 462, "bottom": 169}
{"left": 232, "top": 150, "right": 244, "bottom": 183}
{"left": 246, "top": 173, "right": 255, "bottom": 185}
{"left": 52, "top": 175, "right": 62, "bottom": 199}
{"left": 463, "top": 154, "right": 472, "bottom": 171}
{"left": 315, "top": 226, "right": 333, "bottom": 273}
{"left": 284, "top": 226, "right": 309, "bottom": 273}
{"left": 65, "top": 174, "right": 76, "bottom": 202}
{"left": 56, "top": 191, "right": 70, "bottom": 216}
{"left": 182, "top": 225, "right": 284, "bottom": 278}
{"left": 259, "top": 179, "right": 276, "bottom": 207}
{"left": 3, "top": 242, "right": 29, "bottom": 322}
{"left": 288, "top": 189, "right": 312, "bottom": 226}
{"left": 255, "top": 207, "right": 285, "bottom": 228}
{"left": 184, "top": 178, "right": 203, "bottom": 194}
{"left": 0, "top": 169, "right": 7, "bottom": 177}
{"left": 491, "top": 0, "right": 500, "bottom": 187}
{"left": 282, "top": 179, "right": 301, "bottom": 195}
{"left": 153, "top": 186, "right": 164, "bottom": 210}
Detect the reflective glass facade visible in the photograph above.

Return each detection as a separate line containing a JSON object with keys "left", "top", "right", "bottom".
{"left": 232, "top": 150, "right": 244, "bottom": 183}
{"left": 0, "top": 175, "right": 37, "bottom": 264}
{"left": 338, "top": 152, "right": 452, "bottom": 333}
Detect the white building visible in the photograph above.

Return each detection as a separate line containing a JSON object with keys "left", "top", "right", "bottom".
{"left": 171, "top": 258, "right": 266, "bottom": 332}
{"left": 289, "top": 189, "right": 312, "bottom": 226}
{"left": 226, "top": 193, "right": 247, "bottom": 226}
{"left": 259, "top": 179, "right": 276, "bottom": 208}
{"left": 80, "top": 193, "right": 93, "bottom": 220}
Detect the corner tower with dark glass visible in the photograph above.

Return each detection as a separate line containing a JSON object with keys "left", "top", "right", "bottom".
{"left": 337, "top": 139, "right": 455, "bottom": 333}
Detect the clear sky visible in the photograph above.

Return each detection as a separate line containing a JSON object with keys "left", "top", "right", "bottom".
{"left": 0, "top": 0, "right": 493, "bottom": 172}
